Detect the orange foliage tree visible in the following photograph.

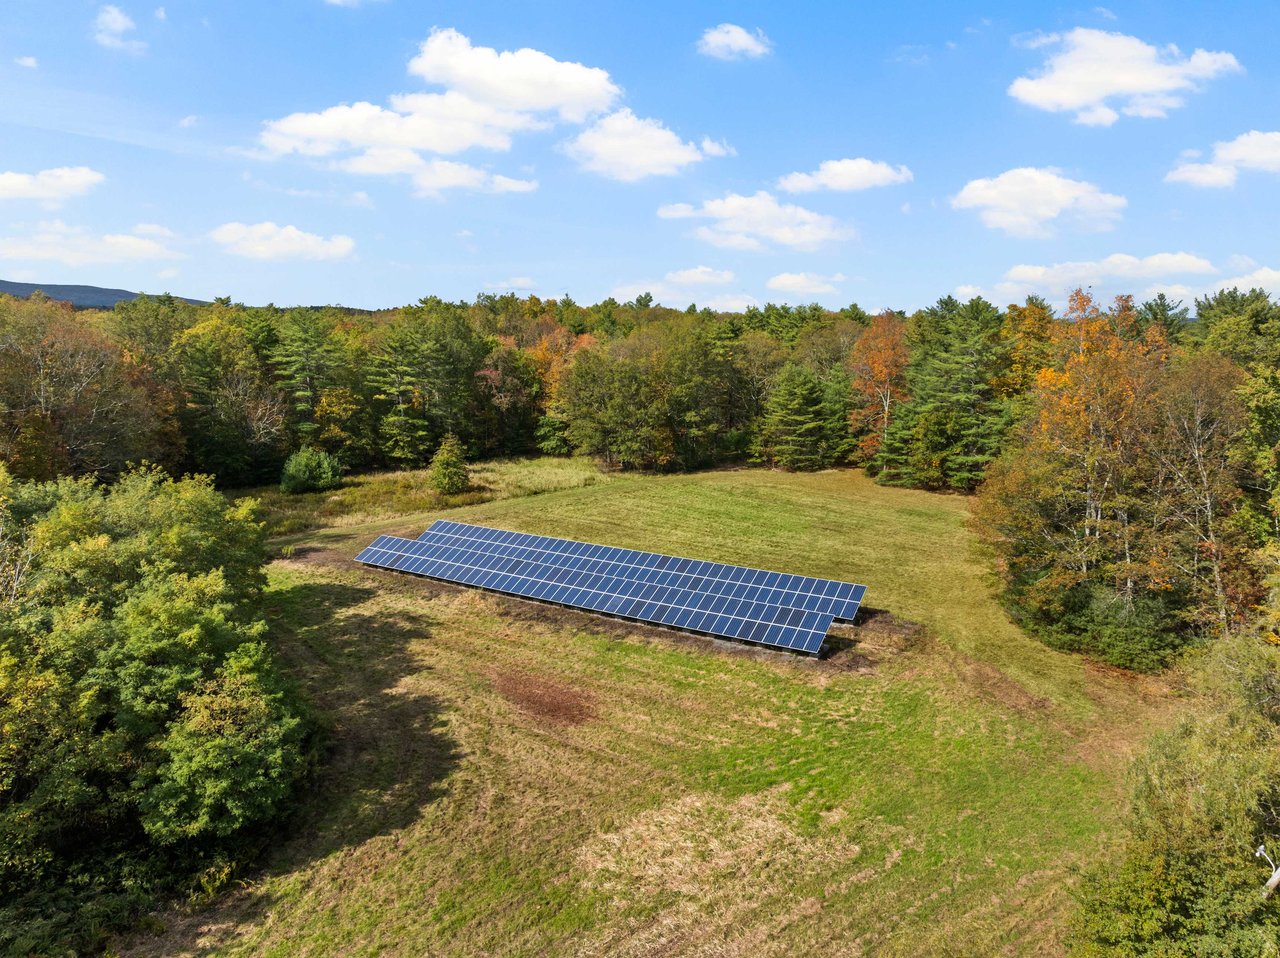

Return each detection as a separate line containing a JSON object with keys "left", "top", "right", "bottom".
{"left": 847, "top": 310, "right": 909, "bottom": 461}
{"left": 977, "top": 289, "right": 1262, "bottom": 668}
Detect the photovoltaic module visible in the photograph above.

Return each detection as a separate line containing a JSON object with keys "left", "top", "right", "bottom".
{"left": 354, "top": 519, "right": 867, "bottom": 655}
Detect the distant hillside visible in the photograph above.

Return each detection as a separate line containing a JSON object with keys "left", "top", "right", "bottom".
{"left": 0, "top": 279, "right": 206, "bottom": 309}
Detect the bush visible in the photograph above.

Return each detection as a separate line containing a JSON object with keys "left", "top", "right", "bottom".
{"left": 280, "top": 447, "right": 342, "bottom": 494}
{"left": 0, "top": 467, "right": 311, "bottom": 954}
{"left": 429, "top": 434, "right": 469, "bottom": 494}
{"left": 1070, "top": 633, "right": 1280, "bottom": 954}
{"left": 1032, "top": 586, "right": 1186, "bottom": 673}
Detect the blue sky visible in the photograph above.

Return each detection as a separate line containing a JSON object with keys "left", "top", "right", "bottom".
{"left": 1, "top": 0, "right": 1278, "bottom": 311}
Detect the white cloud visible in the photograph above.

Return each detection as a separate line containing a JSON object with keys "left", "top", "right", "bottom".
{"left": 1008, "top": 28, "right": 1240, "bottom": 125}
{"left": 704, "top": 293, "right": 759, "bottom": 312}
{"left": 664, "top": 265, "right": 733, "bottom": 285}
{"left": 697, "top": 24, "right": 772, "bottom": 61}
{"left": 0, "top": 166, "right": 105, "bottom": 204}
{"left": 659, "top": 191, "right": 851, "bottom": 251}
{"left": 612, "top": 265, "right": 745, "bottom": 309}
{"left": 178, "top": 114, "right": 198, "bottom": 128}
{"left": 1094, "top": 6, "right": 1117, "bottom": 20}
{"left": 408, "top": 27, "right": 619, "bottom": 123}
{"left": 336, "top": 147, "right": 536, "bottom": 197}
{"left": 488, "top": 276, "right": 536, "bottom": 291}
{"left": 951, "top": 167, "right": 1126, "bottom": 237}
{"left": 210, "top": 221, "right": 354, "bottom": 260}
{"left": 154, "top": 6, "right": 165, "bottom": 19}
{"left": 94, "top": 5, "right": 146, "bottom": 54}
{"left": 157, "top": 267, "right": 179, "bottom": 279}
{"left": 609, "top": 281, "right": 758, "bottom": 312}
{"left": 777, "top": 157, "right": 913, "bottom": 193}
{"left": 1166, "top": 130, "right": 1280, "bottom": 188}
{"left": 261, "top": 94, "right": 542, "bottom": 158}
{"left": 1005, "top": 251, "right": 1216, "bottom": 287}
{"left": 14, "top": 56, "right": 37, "bottom": 69}
{"left": 766, "top": 272, "right": 846, "bottom": 295}
{"left": 699, "top": 137, "right": 735, "bottom": 158}
{"left": 0, "top": 221, "right": 179, "bottom": 265}
{"left": 961, "top": 250, "right": 1218, "bottom": 302}
{"left": 259, "top": 28, "right": 631, "bottom": 198}
{"left": 1215, "top": 266, "right": 1280, "bottom": 296}
{"left": 565, "top": 109, "right": 706, "bottom": 181}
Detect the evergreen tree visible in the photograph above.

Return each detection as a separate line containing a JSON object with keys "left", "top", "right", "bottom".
{"left": 875, "top": 296, "right": 1009, "bottom": 490}
{"left": 272, "top": 310, "right": 338, "bottom": 440}
{"left": 755, "top": 364, "right": 830, "bottom": 471}
{"left": 1136, "top": 292, "right": 1191, "bottom": 343}
{"left": 428, "top": 434, "right": 469, "bottom": 494}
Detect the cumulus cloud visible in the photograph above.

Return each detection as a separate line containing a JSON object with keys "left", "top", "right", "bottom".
{"left": 1166, "top": 130, "right": 1280, "bottom": 188}
{"left": 94, "top": 5, "right": 146, "bottom": 53}
{"left": 664, "top": 265, "right": 733, "bottom": 285}
{"left": 178, "top": 114, "right": 198, "bottom": 128}
{"left": 565, "top": 109, "right": 707, "bottom": 181}
{"left": 766, "top": 274, "right": 846, "bottom": 299}
{"left": 408, "top": 27, "right": 619, "bottom": 123}
{"left": 766, "top": 271, "right": 846, "bottom": 295}
{"left": 612, "top": 265, "right": 743, "bottom": 309}
{"left": 14, "top": 56, "right": 37, "bottom": 69}
{"left": 261, "top": 94, "right": 543, "bottom": 158}
{"left": 1008, "top": 28, "right": 1239, "bottom": 125}
{"left": 336, "top": 147, "right": 536, "bottom": 197}
{"left": 697, "top": 24, "right": 772, "bottom": 60}
{"left": 1004, "top": 251, "right": 1216, "bottom": 287}
{"left": 777, "top": 157, "right": 913, "bottom": 193}
{"left": 0, "top": 221, "right": 178, "bottom": 265}
{"left": 961, "top": 250, "right": 1218, "bottom": 302}
{"left": 951, "top": 167, "right": 1126, "bottom": 237}
{"left": 659, "top": 191, "right": 852, "bottom": 251}
{"left": 0, "top": 167, "right": 105, "bottom": 204}
{"left": 1214, "top": 265, "right": 1280, "bottom": 296}
{"left": 610, "top": 282, "right": 757, "bottom": 312}
{"left": 258, "top": 27, "right": 651, "bottom": 197}
{"left": 210, "top": 221, "right": 354, "bottom": 260}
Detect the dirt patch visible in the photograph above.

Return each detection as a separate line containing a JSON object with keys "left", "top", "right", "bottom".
{"left": 277, "top": 544, "right": 348, "bottom": 568}
{"left": 822, "top": 608, "right": 924, "bottom": 673}
{"left": 491, "top": 669, "right": 597, "bottom": 725}
{"left": 950, "top": 655, "right": 1055, "bottom": 718}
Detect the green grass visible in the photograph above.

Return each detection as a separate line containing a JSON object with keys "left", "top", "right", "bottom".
{"left": 118, "top": 462, "right": 1172, "bottom": 957}
{"left": 246, "top": 456, "right": 612, "bottom": 537}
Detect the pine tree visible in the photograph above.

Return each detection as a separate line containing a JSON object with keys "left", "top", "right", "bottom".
{"left": 875, "top": 296, "right": 1009, "bottom": 490}
{"left": 272, "top": 310, "right": 338, "bottom": 440}
{"left": 428, "top": 434, "right": 469, "bottom": 494}
{"left": 755, "top": 364, "right": 830, "bottom": 471}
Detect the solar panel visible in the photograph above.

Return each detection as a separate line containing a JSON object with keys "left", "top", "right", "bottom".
{"left": 419, "top": 519, "right": 866, "bottom": 621}
{"left": 355, "top": 521, "right": 868, "bottom": 656}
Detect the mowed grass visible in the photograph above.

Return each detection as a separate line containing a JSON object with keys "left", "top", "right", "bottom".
{"left": 120, "top": 463, "right": 1172, "bottom": 957}
{"left": 248, "top": 456, "right": 612, "bottom": 537}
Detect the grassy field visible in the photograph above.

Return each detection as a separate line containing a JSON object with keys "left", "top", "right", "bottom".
{"left": 119, "top": 461, "right": 1172, "bottom": 957}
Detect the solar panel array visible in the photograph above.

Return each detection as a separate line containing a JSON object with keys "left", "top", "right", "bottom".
{"left": 354, "top": 519, "right": 867, "bottom": 655}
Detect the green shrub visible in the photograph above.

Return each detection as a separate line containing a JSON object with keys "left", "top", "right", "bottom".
{"left": 429, "top": 434, "right": 469, "bottom": 494}
{"left": 0, "top": 467, "right": 311, "bottom": 954}
{"left": 1032, "top": 586, "right": 1186, "bottom": 673}
{"left": 280, "top": 447, "right": 342, "bottom": 494}
{"left": 1070, "top": 633, "right": 1280, "bottom": 954}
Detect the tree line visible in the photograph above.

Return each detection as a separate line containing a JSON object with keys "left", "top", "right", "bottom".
{"left": 4, "top": 281, "right": 1280, "bottom": 952}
